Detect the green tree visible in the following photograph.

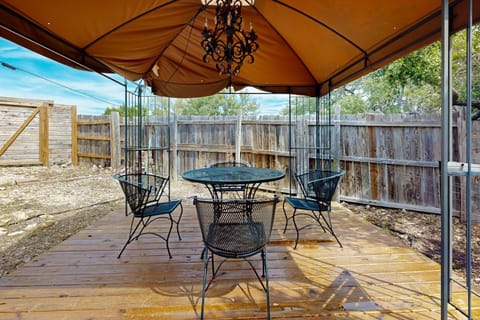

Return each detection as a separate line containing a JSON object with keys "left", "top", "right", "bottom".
{"left": 335, "top": 92, "right": 369, "bottom": 114}
{"left": 333, "top": 27, "right": 480, "bottom": 115}
{"left": 103, "top": 105, "right": 148, "bottom": 117}
{"left": 279, "top": 42, "right": 443, "bottom": 115}
{"left": 279, "top": 96, "right": 316, "bottom": 115}
{"left": 103, "top": 106, "right": 123, "bottom": 115}
{"left": 174, "top": 89, "right": 258, "bottom": 116}
{"left": 451, "top": 25, "right": 480, "bottom": 103}
{"left": 367, "top": 42, "right": 441, "bottom": 113}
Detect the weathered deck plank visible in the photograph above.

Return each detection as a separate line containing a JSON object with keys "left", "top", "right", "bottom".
{"left": 0, "top": 202, "right": 478, "bottom": 319}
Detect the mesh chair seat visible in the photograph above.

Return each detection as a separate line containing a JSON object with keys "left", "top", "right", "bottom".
{"left": 137, "top": 200, "right": 182, "bottom": 218}
{"left": 284, "top": 197, "right": 329, "bottom": 212}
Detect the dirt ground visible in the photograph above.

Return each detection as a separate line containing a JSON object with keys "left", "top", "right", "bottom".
{"left": 0, "top": 165, "right": 478, "bottom": 288}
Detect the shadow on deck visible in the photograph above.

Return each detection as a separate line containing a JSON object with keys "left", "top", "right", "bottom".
{"left": 0, "top": 201, "right": 478, "bottom": 319}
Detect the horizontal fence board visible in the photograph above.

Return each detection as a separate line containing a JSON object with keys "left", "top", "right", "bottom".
{"left": 78, "top": 134, "right": 110, "bottom": 142}
{"left": 77, "top": 153, "right": 111, "bottom": 159}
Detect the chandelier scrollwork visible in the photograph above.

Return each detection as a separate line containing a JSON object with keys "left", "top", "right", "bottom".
{"left": 201, "top": 0, "right": 259, "bottom": 76}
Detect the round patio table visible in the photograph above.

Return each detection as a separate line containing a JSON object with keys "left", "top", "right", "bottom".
{"left": 182, "top": 167, "right": 285, "bottom": 199}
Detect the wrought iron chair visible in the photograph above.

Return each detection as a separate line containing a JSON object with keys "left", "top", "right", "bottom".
{"left": 114, "top": 173, "right": 183, "bottom": 259}
{"left": 208, "top": 160, "right": 252, "bottom": 198}
{"left": 283, "top": 170, "right": 345, "bottom": 249}
{"left": 194, "top": 195, "right": 279, "bottom": 320}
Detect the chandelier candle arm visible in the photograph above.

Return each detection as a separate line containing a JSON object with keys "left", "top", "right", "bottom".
{"left": 201, "top": 0, "right": 259, "bottom": 76}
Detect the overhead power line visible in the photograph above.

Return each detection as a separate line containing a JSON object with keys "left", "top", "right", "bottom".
{"left": 1, "top": 60, "right": 121, "bottom": 107}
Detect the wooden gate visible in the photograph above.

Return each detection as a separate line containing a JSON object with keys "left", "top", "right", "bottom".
{"left": 0, "top": 97, "right": 76, "bottom": 166}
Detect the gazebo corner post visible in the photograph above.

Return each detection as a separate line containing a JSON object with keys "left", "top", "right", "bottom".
{"left": 333, "top": 95, "right": 341, "bottom": 173}
{"left": 465, "top": 0, "right": 474, "bottom": 314}
{"left": 440, "top": 0, "right": 452, "bottom": 318}
{"left": 168, "top": 97, "right": 172, "bottom": 200}
{"left": 287, "top": 89, "right": 293, "bottom": 196}
{"left": 136, "top": 85, "right": 143, "bottom": 175}
{"left": 123, "top": 79, "right": 128, "bottom": 174}
{"left": 327, "top": 81, "right": 336, "bottom": 172}
{"left": 235, "top": 106, "right": 242, "bottom": 164}
{"left": 122, "top": 79, "right": 129, "bottom": 216}
{"left": 172, "top": 111, "right": 178, "bottom": 182}
{"left": 315, "top": 85, "right": 321, "bottom": 171}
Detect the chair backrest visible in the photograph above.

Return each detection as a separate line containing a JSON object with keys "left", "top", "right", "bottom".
{"left": 194, "top": 196, "right": 279, "bottom": 257}
{"left": 208, "top": 160, "right": 251, "bottom": 168}
{"left": 296, "top": 170, "right": 344, "bottom": 199}
{"left": 114, "top": 173, "right": 152, "bottom": 215}
{"left": 115, "top": 173, "right": 168, "bottom": 204}
{"left": 141, "top": 173, "right": 169, "bottom": 203}
{"left": 307, "top": 171, "right": 345, "bottom": 204}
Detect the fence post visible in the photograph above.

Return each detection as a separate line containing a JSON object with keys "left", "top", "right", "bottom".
{"left": 235, "top": 108, "right": 242, "bottom": 163}
{"left": 39, "top": 104, "right": 49, "bottom": 166}
{"left": 333, "top": 104, "right": 341, "bottom": 201}
{"left": 71, "top": 106, "right": 78, "bottom": 166}
{"left": 110, "top": 111, "right": 121, "bottom": 170}
{"left": 296, "top": 116, "right": 308, "bottom": 176}
{"left": 172, "top": 113, "right": 178, "bottom": 180}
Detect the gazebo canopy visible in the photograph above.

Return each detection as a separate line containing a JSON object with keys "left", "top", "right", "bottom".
{"left": 0, "top": 0, "right": 478, "bottom": 98}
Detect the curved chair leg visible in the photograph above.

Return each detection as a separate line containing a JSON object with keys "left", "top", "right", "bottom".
{"left": 292, "top": 209, "right": 300, "bottom": 249}
{"left": 132, "top": 215, "right": 174, "bottom": 259}
{"left": 200, "top": 248, "right": 209, "bottom": 320}
{"left": 282, "top": 200, "right": 290, "bottom": 233}
{"left": 164, "top": 214, "right": 174, "bottom": 259}
{"left": 262, "top": 249, "right": 271, "bottom": 320}
{"left": 175, "top": 203, "right": 184, "bottom": 240}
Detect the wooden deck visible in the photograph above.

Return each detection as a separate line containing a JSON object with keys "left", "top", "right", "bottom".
{"left": 0, "top": 201, "right": 478, "bottom": 319}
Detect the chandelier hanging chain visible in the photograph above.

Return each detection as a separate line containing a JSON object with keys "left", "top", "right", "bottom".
{"left": 201, "top": 0, "right": 258, "bottom": 76}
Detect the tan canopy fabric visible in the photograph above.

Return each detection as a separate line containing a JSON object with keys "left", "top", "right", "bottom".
{"left": 1, "top": 0, "right": 478, "bottom": 97}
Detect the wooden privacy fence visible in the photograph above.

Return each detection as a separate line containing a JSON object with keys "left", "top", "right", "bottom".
{"left": 101, "top": 111, "right": 477, "bottom": 220}
{"left": 339, "top": 112, "right": 444, "bottom": 214}
{"left": 76, "top": 111, "right": 475, "bottom": 219}
{"left": 75, "top": 114, "right": 121, "bottom": 168}
{"left": 1, "top": 98, "right": 478, "bottom": 220}
{"left": 173, "top": 115, "right": 291, "bottom": 193}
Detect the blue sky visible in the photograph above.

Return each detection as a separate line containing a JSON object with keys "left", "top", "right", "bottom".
{"left": 0, "top": 38, "right": 288, "bottom": 115}
{"left": 0, "top": 38, "right": 125, "bottom": 114}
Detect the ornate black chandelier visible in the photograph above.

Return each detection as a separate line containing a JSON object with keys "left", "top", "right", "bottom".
{"left": 201, "top": 0, "right": 259, "bottom": 76}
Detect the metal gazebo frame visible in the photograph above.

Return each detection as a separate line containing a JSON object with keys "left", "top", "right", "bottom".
{"left": 441, "top": 0, "right": 478, "bottom": 318}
